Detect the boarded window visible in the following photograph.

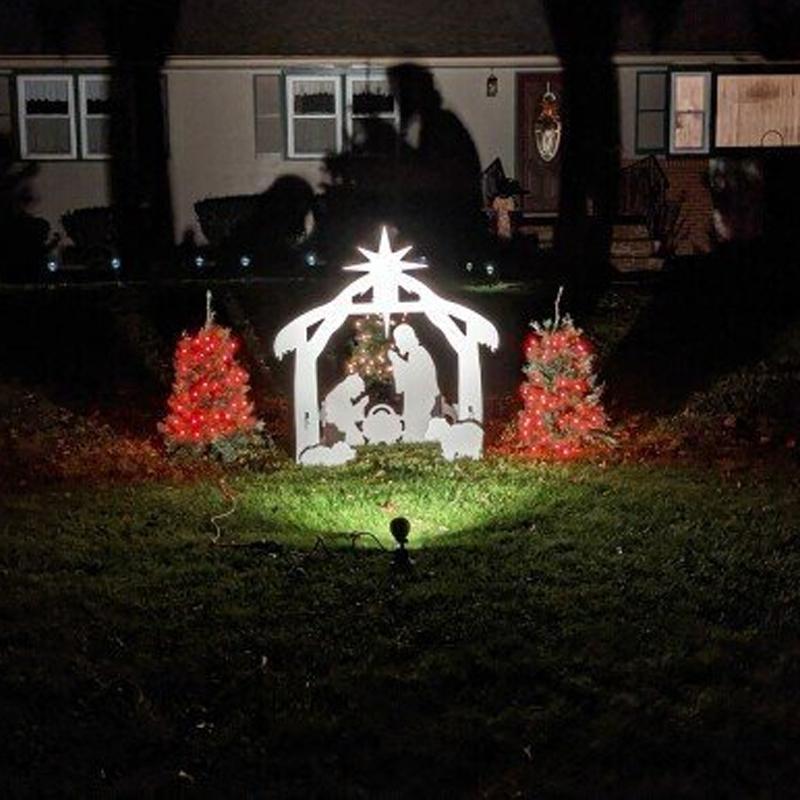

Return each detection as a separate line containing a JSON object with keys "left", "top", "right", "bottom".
{"left": 716, "top": 74, "right": 800, "bottom": 148}
{"left": 254, "top": 74, "right": 282, "bottom": 155}
{"left": 635, "top": 71, "right": 667, "bottom": 153}
{"left": 16, "top": 75, "right": 76, "bottom": 159}
{"left": 670, "top": 72, "right": 710, "bottom": 154}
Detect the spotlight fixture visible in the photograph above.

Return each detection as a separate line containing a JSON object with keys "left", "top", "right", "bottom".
{"left": 46, "top": 258, "right": 58, "bottom": 273}
{"left": 239, "top": 254, "right": 252, "bottom": 268}
{"left": 194, "top": 255, "right": 205, "bottom": 268}
{"left": 110, "top": 256, "right": 121, "bottom": 271}
{"left": 390, "top": 516, "right": 412, "bottom": 572}
{"left": 304, "top": 251, "right": 318, "bottom": 267}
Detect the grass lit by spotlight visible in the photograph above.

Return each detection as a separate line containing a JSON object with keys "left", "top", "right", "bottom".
{"left": 2, "top": 451, "right": 800, "bottom": 797}
{"left": 240, "top": 444, "right": 563, "bottom": 546}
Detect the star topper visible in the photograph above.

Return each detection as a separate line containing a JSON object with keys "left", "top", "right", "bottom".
{"left": 343, "top": 227, "right": 427, "bottom": 334}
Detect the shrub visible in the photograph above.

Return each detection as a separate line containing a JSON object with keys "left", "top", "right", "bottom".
{"left": 194, "top": 195, "right": 260, "bottom": 248}
{"left": 61, "top": 206, "right": 117, "bottom": 251}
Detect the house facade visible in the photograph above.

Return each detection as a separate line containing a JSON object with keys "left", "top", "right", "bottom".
{"left": 1, "top": 0, "right": 798, "bottom": 258}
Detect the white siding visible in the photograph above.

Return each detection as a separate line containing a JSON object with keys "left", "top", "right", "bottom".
{"left": 21, "top": 60, "right": 663, "bottom": 242}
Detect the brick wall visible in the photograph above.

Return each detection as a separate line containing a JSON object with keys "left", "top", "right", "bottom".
{"left": 620, "top": 156, "right": 714, "bottom": 256}
{"left": 661, "top": 157, "right": 713, "bottom": 255}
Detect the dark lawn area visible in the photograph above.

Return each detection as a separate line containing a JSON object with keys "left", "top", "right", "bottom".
{"left": 2, "top": 454, "right": 800, "bottom": 798}
{"left": 2, "top": 263, "right": 800, "bottom": 797}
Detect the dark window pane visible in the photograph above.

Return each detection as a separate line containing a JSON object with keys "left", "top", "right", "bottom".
{"left": 294, "top": 89, "right": 335, "bottom": 115}
{"left": 26, "top": 98, "right": 69, "bottom": 115}
{"left": 637, "top": 110, "right": 665, "bottom": 150}
{"left": 638, "top": 73, "right": 666, "bottom": 110}
{"left": 86, "top": 117, "right": 110, "bottom": 154}
{"left": 26, "top": 118, "right": 71, "bottom": 153}
{"left": 352, "top": 90, "right": 395, "bottom": 116}
{"left": 294, "top": 117, "right": 335, "bottom": 153}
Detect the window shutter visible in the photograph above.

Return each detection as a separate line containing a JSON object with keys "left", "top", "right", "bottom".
{"left": 0, "top": 75, "right": 11, "bottom": 138}
{"left": 254, "top": 75, "right": 282, "bottom": 155}
{"left": 635, "top": 71, "right": 667, "bottom": 154}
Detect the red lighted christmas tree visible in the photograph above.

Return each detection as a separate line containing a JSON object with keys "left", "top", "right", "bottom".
{"left": 514, "top": 288, "right": 609, "bottom": 459}
{"left": 160, "top": 292, "right": 259, "bottom": 450}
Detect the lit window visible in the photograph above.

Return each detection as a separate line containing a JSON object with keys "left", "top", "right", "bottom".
{"left": 79, "top": 75, "right": 112, "bottom": 159}
{"left": 286, "top": 75, "right": 341, "bottom": 159}
{"left": 16, "top": 75, "right": 76, "bottom": 159}
{"left": 670, "top": 72, "right": 711, "bottom": 154}
{"left": 716, "top": 74, "right": 800, "bottom": 148}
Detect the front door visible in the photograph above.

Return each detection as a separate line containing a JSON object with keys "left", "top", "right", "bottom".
{"left": 517, "top": 72, "right": 564, "bottom": 214}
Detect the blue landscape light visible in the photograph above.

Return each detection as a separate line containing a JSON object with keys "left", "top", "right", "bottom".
{"left": 304, "top": 251, "right": 317, "bottom": 267}
{"left": 46, "top": 259, "right": 58, "bottom": 273}
{"left": 239, "top": 254, "right": 252, "bottom": 268}
{"left": 194, "top": 255, "right": 205, "bottom": 268}
{"left": 110, "top": 257, "right": 121, "bottom": 271}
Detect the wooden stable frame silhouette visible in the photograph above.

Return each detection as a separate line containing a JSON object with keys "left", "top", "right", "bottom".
{"left": 274, "top": 228, "right": 499, "bottom": 462}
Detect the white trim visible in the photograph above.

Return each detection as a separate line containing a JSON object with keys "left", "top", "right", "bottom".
{"left": 0, "top": 52, "right": 786, "bottom": 72}
{"left": 16, "top": 73, "right": 77, "bottom": 159}
{"left": 285, "top": 73, "right": 342, "bottom": 159}
{"left": 669, "top": 70, "right": 712, "bottom": 154}
{"left": 78, "top": 74, "right": 111, "bottom": 159}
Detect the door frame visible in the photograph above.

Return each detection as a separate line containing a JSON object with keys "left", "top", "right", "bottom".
{"left": 516, "top": 69, "right": 563, "bottom": 217}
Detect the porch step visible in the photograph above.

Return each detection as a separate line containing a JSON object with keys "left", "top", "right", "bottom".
{"left": 517, "top": 218, "right": 665, "bottom": 273}
{"left": 612, "top": 222, "right": 650, "bottom": 240}
{"left": 610, "top": 238, "right": 654, "bottom": 258}
{"left": 611, "top": 255, "right": 665, "bottom": 272}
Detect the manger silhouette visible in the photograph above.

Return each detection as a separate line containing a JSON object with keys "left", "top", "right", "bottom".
{"left": 274, "top": 227, "right": 499, "bottom": 464}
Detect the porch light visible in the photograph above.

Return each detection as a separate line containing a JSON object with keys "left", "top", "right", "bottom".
{"left": 486, "top": 71, "right": 498, "bottom": 98}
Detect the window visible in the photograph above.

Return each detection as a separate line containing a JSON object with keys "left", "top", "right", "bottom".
{"left": 346, "top": 75, "right": 398, "bottom": 143}
{"left": 282, "top": 71, "right": 398, "bottom": 158}
{"left": 78, "top": 75, "right": 111, "bottom": 158}
{"left": 254, "top": 74, "right": 282, "bottom": 155}
{"left": 16, "top": 74, "right": 76, "bottom": 159}
{"left": 716, "top": 74, "right": 800, "bottom": 148}
{"left": 286, "top": 75, "right": 341, "bottom": 159}
{"left": 670, "top": 71, "right": 711, "bottom": 154}
{"left": 635, "top": 70, "right": 668, "bottom": 153}
{"left": 0, "top": 75, "right": 11, "bottom": 137}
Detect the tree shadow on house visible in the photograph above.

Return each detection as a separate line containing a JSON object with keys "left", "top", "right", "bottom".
{"left": 217, "top": 175, "right": 316, "bottom": 274}
{"left": 314, "top": 63, "right": 491, "bottom": 284}
{"left": 36, "top": 0, "right": 180, "bottom": 275}
{"left": 604, "top": 152, "right": 800, "bottom": 415}
{"left": 0, "top": 134, "right": 53, "bottom": 282}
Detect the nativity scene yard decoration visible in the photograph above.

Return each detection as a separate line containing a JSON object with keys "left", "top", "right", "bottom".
{"left": 274, "top": 227, "right": 499, "bottom": 465}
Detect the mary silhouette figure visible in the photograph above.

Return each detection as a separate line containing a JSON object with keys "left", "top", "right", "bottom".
{"left": 388, "top": 323, "right": 440, "bottom": 441}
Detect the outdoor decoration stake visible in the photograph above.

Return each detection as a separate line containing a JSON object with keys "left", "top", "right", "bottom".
{"left": 274, "top": 227, "right": 499, "bottom": 465}
{"left": 205, "top": 289, "right": 215, "bottom": 328}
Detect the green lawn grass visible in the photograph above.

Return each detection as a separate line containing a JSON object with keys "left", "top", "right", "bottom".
{"left": 2, "top": 451, "right": 800, "bottom": 798}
